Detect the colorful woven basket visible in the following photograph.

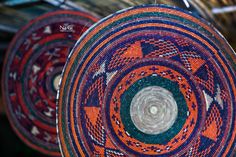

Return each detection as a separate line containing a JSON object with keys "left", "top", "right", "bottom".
{"left": 57, "top": 4, "right": 236, "bottom": 157}
{"left": 2, "top": 10, "right": 98, "bottom": 156}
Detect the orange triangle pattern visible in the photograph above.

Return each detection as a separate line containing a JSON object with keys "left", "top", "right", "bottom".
{"left": 105, "top": 138, "right": 117, "bottom": 150}
{"left": 84, "top": 107, "right": 100, "bottom": 126}
{"left": 188, "top": 57, "right": 205, "bottom": 73}
{"left": 93, "top": 144, "right": 105, "bottom": 155}
{"left": 121, "top": 41, "right": 143, "bottom": 58}
{"left": 202, "top": 118, "right": 218, "bottom": 142}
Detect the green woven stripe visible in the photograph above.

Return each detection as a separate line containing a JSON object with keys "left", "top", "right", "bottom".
{"left": 120, "top": 75, "right": 188, "bottom": 144}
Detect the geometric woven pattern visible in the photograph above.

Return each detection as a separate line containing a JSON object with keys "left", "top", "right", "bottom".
{"left": 2, "top": 10, "right": 98, "bottom": 156}
{"left": 57, "top": 5, "right": 236, "bottom": 157}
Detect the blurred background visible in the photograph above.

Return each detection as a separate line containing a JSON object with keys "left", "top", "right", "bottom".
{"left": 0, "top": 0, "right": 235, "bottom": 156}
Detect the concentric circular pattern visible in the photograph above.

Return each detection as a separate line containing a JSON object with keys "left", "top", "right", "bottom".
{"left": 58, "top": 5, "right": 236, "bottom": 157}
{"left": 104, "top": 59, "right": 205, "bottom": 156}
{"left": 2, "top": 10, "right": 98, "bottom": 156}
{"left": 130, "top": 85, "right": 178, "bottom": 135}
